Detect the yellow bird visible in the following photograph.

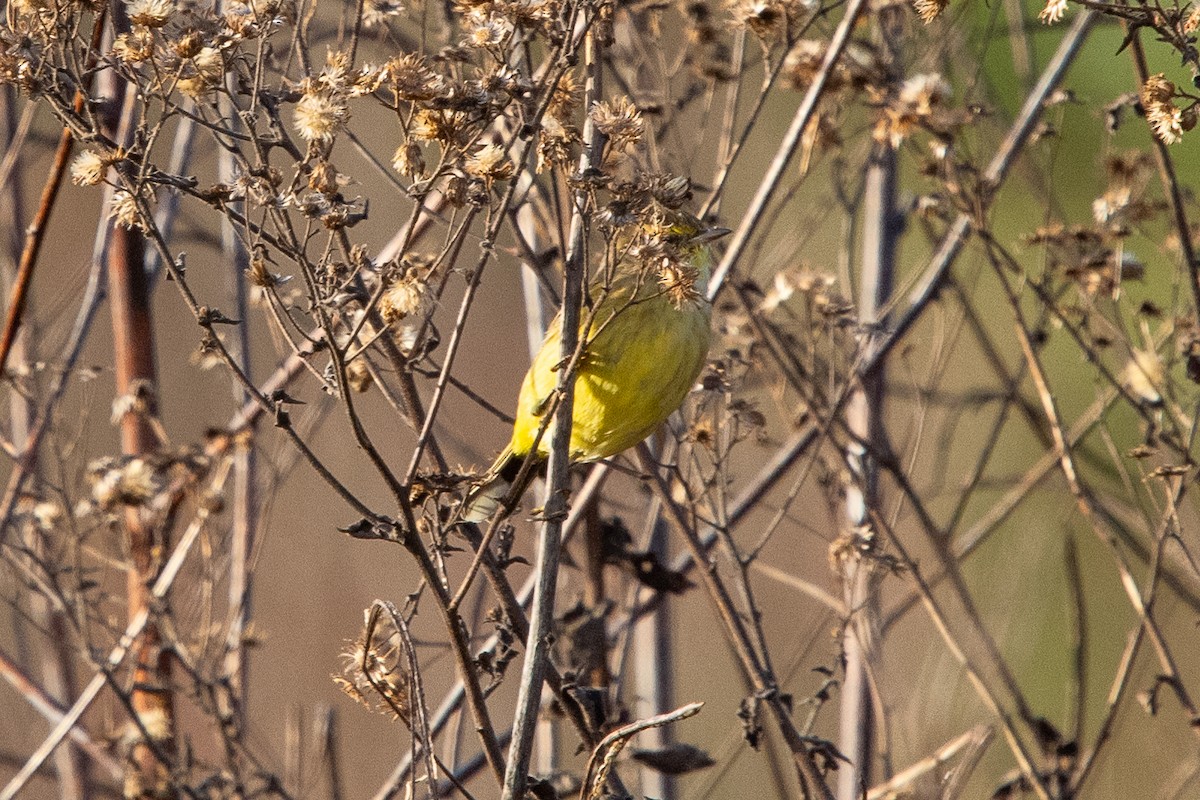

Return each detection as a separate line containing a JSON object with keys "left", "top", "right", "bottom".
{"left": 462, "top": 211, "right": 728, "bottom": 522}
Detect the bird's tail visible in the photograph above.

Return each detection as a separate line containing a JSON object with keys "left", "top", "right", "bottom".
{"left": 460, "top": 447, "right": 535, "bottom": 523}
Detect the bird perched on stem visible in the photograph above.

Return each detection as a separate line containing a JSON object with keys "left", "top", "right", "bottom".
{"left": 462, "top": 208, "right": 728, "bottom": 522}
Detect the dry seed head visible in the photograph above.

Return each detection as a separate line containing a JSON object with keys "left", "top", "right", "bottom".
{"left": 784, "top": 40, "right": 846, "bottom": 92}
{"left": 380, "top": 273, "right": 428, "bottom": 322}
{"left": 294, "top": 85, "right": 348, "bottom": 143}
{"left": 912, "top": 0, "right": 947, "bottom": 22}
{"left": 363, "top": 0, "right": 403, "bottom": 27}
{"left": 549, "top": 70, "right": 582, "bottom": 118}
{"left": 126, "top": 0, "right": 175, "bottom": 28}
{"left": 109, "top": 189, "right": 144, "bottom": 230}
{"left": 1038, "top": 0, "right": 1067, "bottom": 23}
{"left": 392, "top": 141, "right": 425, "bottom": 178}
{"left": 385, "top": 53, "right": 444, "bottom": 101}
{"left": 1186, "top": 3, "right": 1200, "bottom": 33}
{"left": 536, "top": 114, "right": 578, "bottom": 172}
{"left": 590, "top": 96, "right": 644, "bottom": 149}
{"left": 308, "top": 160, "right": 341, "bottom": 194}
{"left": 1148, "top": 101, "right": 1184, "bottom": 144}
{"left": 467, "top": 14, "right": 513, "bottom": 48}
{"left": 70, "top": 150, "right": 107, "bottom": 186}
{"left": 1141, "top": 73, "right": 1175, "bottom": 107}
{"left": 658, "top": 258, "right": 703, "bottom": 309}
{"left": 464, "top": 142, "right": 514, "bottom": 182}
{"left": 173, "top": 31, "right": 202, "bottom": 59}
{"left": 112, "top": 29, "right": 155, "bottom": 64}
{"left": 177, "top": 46, "right": 225, "bottom": 98}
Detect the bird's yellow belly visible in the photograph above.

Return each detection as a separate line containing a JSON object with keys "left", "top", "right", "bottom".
{"left": 509, "top": 297, "right": 711, "bottom": 462}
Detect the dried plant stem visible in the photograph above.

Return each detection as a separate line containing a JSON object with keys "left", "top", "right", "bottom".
{"left": 0, "top": 646, "right": 122, "bottom": 779}
{"left": 500, "top": 24, "right": 603, "bottom": 800}
{"left": 636, "top": 447, "right": 834, "bottom": 800}
{"left": 1127, "top": 32, "right": 1200, "bottom": 317}
{"left": 708, "top": 0, "right": 869, "bottom": 299}
{"left": 101, "top": 24, "right": 177, "bottom": 792}
{"left": 219, "top": 130, "right": 256, "bottom": 734}
{"left": 1, "top": 457, "right": 234, "bottom": 800}
{"left": 0, "top": 8, "right": 106, "bottom": 377}
{"left": 578, "top": 702, "right": 703, "bottom": 800}
{"left": 838, "top": 134, "right": 899, "bottom": 800}
{"left": 859, "top": 9, "right": 1096, "bottom": 375}
{"left": 865, "top": 725, "right": 993, "bottom": 800}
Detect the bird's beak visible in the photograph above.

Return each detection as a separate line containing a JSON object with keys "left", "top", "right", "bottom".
{"left": 693, "top": 226, "right": 732, "bottom": 244}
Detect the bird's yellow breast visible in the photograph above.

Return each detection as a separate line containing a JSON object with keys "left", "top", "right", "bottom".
{"left": 509, "top": 281, "right": 711, "bottom": 463}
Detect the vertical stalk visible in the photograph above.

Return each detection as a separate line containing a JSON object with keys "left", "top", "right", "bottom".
{"left": 501, "top": 20, "right": 604, "bottom": 800}
{"left": 103, "top": 4, "right": 175, "bottom": 795}
{"left": 837, "top": 68, "right": 900, "bottom": 799}
{"left": 515, "top": 184, "right": 561, "bottom": 778}
{"left": 633, "top": 512, "right": 675, "bottom": 800}
{"left": 2, "top": 85, "right": 90, "bottom": 800}
{"left": 218, "top": 90, "right": 256, "bottom": 740}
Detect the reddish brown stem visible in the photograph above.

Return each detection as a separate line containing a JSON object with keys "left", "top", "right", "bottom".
{"left": 0, "top": 9, "right": 107, "bottom": 378}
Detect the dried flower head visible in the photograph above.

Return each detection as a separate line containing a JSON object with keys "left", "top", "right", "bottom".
{"left": 127, "top": 0, "right": 176, "bottom": 28}
{"left": 380, "top": 273, "right": 429, "bottom": 322}
{"left": 549, "top": 70, "right": 582, "bottom": 119}
{"left": 71, "top": 151, "right": 108, "bottom": 186}
{"left": 536, "top": 114, "right": 578, "bottom": 172}
{"left": 1148, "top": 101, "right": 1185, "bottom": 144}
{"left": 294, "top": 84, "right": 348, "bottom": 143}
{"left": 1186, "top": 3, "right": 1200, "bottom": 33}
{"left": 658, "top": 258, "right": 703, "bottom": 309}
{"left": 410, "top": 108, "right": 468, "bottom": 145}
{"left": 385, "top": 53, "right": 445, "bottom": 102}
{"left": 784, "top": 40, "right": 844, "bottom": 91}
{"left": 591, "top": 96, "right": 644, "bottom": 150}
{"left": 912, "top": 0, "right": 947, "bottom": 22}
{"left": 1038, "top": 0, "right": 1067, "bottom": 23}
{"left": 113, "top": 29, "right": 155, "bottom": 64}
{"left": 177, "top": 46, "right": 225, "bottom": 98}
{"left": 363, "top": 0, "right": 402, "bottom": 27}
{"left": 466, "top": 13, "right": 513, "bottom": 48}
{"left": 1141, "top": 73, "right": 1175, "bottom": 107}
{"left": 875, "top": 73, "right": 951, "bottom": 147}
{"left": 109, "top": 189, "right": 144, "bottom": 230}
{"left": 463, "top": 142, "right": 514, "bottom": 183}
{"left": 334, "top": 608, "right": 412, "bottom": 721}
{"left": 392, "top": 141, "right": 426, "bottom": 178}
{"left": 730, "top": 0, "right": 811, "bottom": 39}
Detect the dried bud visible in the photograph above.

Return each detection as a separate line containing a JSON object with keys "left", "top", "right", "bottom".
{"left": 463, "top": 142, "right": 514, "bottom": 183}
{"left": 1038, "top": 0, "right": 1067, "bottom": 23}
{"left": 177, "top": 46, "right": 225, "bottom": 98}
{"left": 590, "top": 96, "right": 643, "bottom": 150}
{"left": 109, "top": 189, "right": 144, "bottom": 230}
{"left": 127, "top": 0, "right": 175, "bottom": 28}
{"left": 71, "top": 151, "right": 107, "bottom": 186}
{"left": 912, "top": 0, "right": 947, "bottom": 22}
{"left": 1141, "top": 73, "right": 1175, "bottom": 107}
{"left": 294, "top": 85, "right": 348, "bottom": 143}
{"left": 392, "top": 142, "right": 425, "bottom": 178}
{"left": 308, "top": 160, "right": 340, "bottom": 194}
